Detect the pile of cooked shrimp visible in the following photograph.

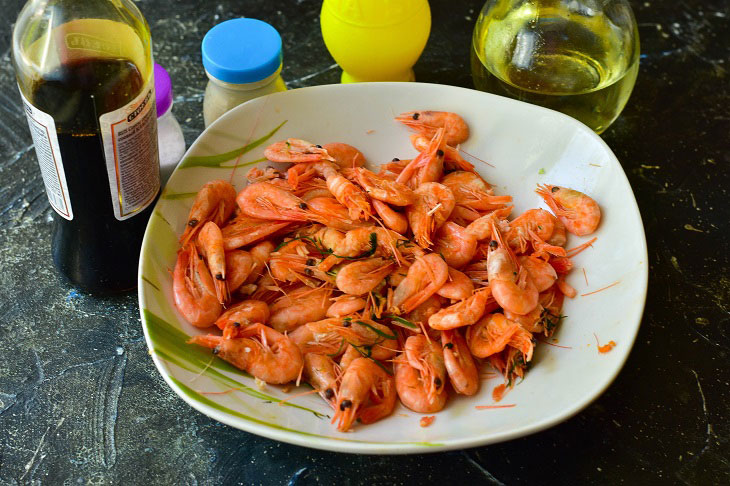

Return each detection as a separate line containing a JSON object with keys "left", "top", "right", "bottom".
{"left": 173, "top": 110, "right": 601, "bottom": 432}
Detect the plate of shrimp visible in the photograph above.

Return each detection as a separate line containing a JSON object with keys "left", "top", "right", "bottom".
{"left": 139, "top": 82, "right": 648, "bottom": 454}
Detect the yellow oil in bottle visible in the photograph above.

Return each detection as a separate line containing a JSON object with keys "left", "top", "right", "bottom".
{"left": 471, "top": 1, "right": 639, "bottom": 133}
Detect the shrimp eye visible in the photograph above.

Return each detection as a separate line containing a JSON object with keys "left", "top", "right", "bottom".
{"left": 299, "top": 202, "right": 308, "bottom": 209}
{"left": 434, "top": 377, "right": 442, "bottom": 388}
{"left": 392, "top": 157, "right": 400, "bottom": 162}
{"left": 315, "top": 144, "right": 322, "bottom": 148}
{"left": 551, "top": 186, "right": 560, "bottom": 193}
{"left": 412, "top": 113, "right": 420, "bottom": 120}
{"left": 304, "top": 268, "right": 313, "bottom": 276}
{"left": 188, "top": 219, "right": 199, "bottom": 227}
{"left": 306, "top": 258, "right": 315, "bottom": 266}
{"left": 343, "top": 321, "right": 351, "bottom": 327}
{"left": 324, "top": 388, "right": 335, "bottom": 400}
{"left": 215, "top": 273, "right": 225, "bottom": 280}
{"left": 437, "top": 149, "right": 444, "bottom": 157}
{"left": 489, "top": 240, "right": 498, "bottom": 249}
{"left": 444, "top": 342, "right": 454, "bottom": 350}
{"left": 233, "top": 322, "right": 241, "bottom": 328}
{"left": 212, "top": 346, "right": 220, "bottom": 355}
{"left": 340, "top": 399, "right": 352, "bottom": 410}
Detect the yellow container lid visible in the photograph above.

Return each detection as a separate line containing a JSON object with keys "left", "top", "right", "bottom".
{"left": 324, "top": 0, "right": 429, "bottom": 27}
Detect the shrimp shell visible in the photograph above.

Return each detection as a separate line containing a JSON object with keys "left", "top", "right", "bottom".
{"left": 536, "top": 184, "right": 601, "bottom": 236}
{"left": 406, "top": 182, "right": 456, "bottom": 248}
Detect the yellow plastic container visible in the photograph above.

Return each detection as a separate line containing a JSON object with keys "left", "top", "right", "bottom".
{"left": 321, "top": 0, "right": 431, "bottom": 83}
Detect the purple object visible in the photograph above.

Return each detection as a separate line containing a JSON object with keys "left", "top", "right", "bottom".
{"left": 154, "top": 63, "right": 173, "bottom": 117}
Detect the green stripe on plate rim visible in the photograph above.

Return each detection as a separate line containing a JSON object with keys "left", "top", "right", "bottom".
{"left": 143, "top": 309, "right": 443, "bottom": 447}
{"left": 178, "top": 120, "right": 287, "bottom": 168}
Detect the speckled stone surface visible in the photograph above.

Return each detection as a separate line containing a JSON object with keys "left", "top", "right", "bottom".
{"left": 1, "top": 0, "right": 728, "bottom": 484}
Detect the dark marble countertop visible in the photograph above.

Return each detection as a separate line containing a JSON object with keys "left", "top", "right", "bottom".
{"left": 1, "top": 0, "right": 728, "bottom": 484}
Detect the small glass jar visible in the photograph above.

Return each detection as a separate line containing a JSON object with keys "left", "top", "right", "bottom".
{"left": 202, "top": 18, "right": 287, "bottom": 127}
{"left": 154, "top": 63, "right": 186, "bottom": 185}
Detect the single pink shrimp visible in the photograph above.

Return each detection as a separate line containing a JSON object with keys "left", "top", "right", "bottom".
{"left": 322, "top": 142, "right": 366, "bottom": 168}
{"left": 303, "top": 353, "right": 340, "bottom": 409}
{"left": 317, "top": 227, "right": 408, "bottom": 272}
{"left": 268, "top": 286, "right": 332, "bottom": 332}
{"left": 432, "top": 222, "right": 478, "bottom": 269}
{"left": 436, "top": 267, "right": 474, "bottom": 301}
{"left": 214, "top": 299, "right": 270, "bottom": 331}
{"left": 488, "top": 222, "right": 539, "bottom": 315}
{"left": 306, "top": 197, "right": 370, "bottom": 232}
{"left": 326, "top": 295, "right": 367, "bottom": 318}
{"left": 470, "top": 313, "right": 534, "bottom": 363}
{"left": 410, "top": 134, "right": 474, "bottom": 172}
{"left": 314, "top": 162, "right": 372, "bottom": 220}
{"left": 441, "top": 171, "right": 511, "bottom": 211}
{"left": 505, "top": 208, "right": 556, "bottom": 254}
{"left": 406, "top": 182, "right": 456, "bottom": 248}
{"left": 172, "top": 245, "right": 222, "bottom": 328}
{"left": 464, "top": 207, "right": 513, "bottom": 241}
{"left": 355, "top": 168, "right": 415, "bottom": 206}
{"left": 288, "top": 319, "right": 343, "bottom": 356}
{"left": 428, "top": 287, "right": 494, "bottom": 330}
{"left": 404, "top": 295, "right": 443, "bottom": 327}
{"left": 466, "top": 313, "right": 519, "bottom": 358}
{"left": 188, "top": 324, "right": 303, "bottom": 384}
{"left": 337, "top": 343, "right": 361, "bottom": 371}
{"left": 264, "top": 138, "right": 334, "bottom": 163}
{"left": 312, "top": 226, "right": 346, "bottom": 253}
{"left": 547, "top": 213, "right": 568, "bottom": 247}
{"left": 197, "top": 221, "right": 228, "bottom": 304}
{"left": 504, "top": 305, "right": 544, "bottom": 334}
{"left": 332, "top": 357, "right": 396, "bottom": 431}
{"left": 395, "top": 111, "right": 470, "bottom": 146}
{"left": 395, "top": 129, "right": 445, "bottom": 187}
{"left": 372, "top": 199, "right": 409, "bottom": 234}
{"left": 390, "top": 253, "right": 449, "bottom": 314}
{"left": 528, "top": 228, "right": 567, "bottom": 259}
{"left": 224, "top": 250, "right": 254, "bottom": 294}
{"left": 535, "top": 184, "right": 601, "bottom": 236}
{"left": 441, "top": 329, "right": 479, "bottom": 396}
{"left": 517, "top": 255, "right": 558, "bottom": 292}
{"left": 236, "top": 182, "right": 312, "bottom": 221}
{"left": 335, "top": 257, "right": 396, "bottom": 295}
{"left": 245, "top": 240, "right": 275, "bottom": 284}
{"left": 448, "top": 205, "right": 481, "bottom": 226}
{"left": 307, "top": 318, "right": 398, "bottom": 361}
{"left": 268, "top": 239, "right": 310, "bottom": 283}
{"left": 221, "top": 214, "right": 290, "bottom": 250}
{"left": 394, "top": 335, "right": 448, "bottom": 413}
{"left": 180, "top": 180, "right": 237, "bottom": 246}
{"left": 409, "top": 132, "right": 446, "bottom": 187}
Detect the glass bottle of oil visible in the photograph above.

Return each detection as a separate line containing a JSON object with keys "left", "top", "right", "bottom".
{"left": 471, "top": 0, "right": 640, "bottom": 133}
{"left": 13, "top": 0, "right": 159, "bottom": 292}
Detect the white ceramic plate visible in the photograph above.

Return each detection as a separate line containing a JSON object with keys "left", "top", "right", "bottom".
{"left": 138, "top": 83, "right": 648, "bottom": 454}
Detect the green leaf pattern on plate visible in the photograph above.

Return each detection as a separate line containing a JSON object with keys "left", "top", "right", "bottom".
{"left": 178, "top": 120, "right": 287, "bottom": 169}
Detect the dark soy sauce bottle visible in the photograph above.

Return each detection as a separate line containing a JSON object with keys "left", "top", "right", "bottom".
{"left": 13, "top": 0, "right": 160, "bottom": 293}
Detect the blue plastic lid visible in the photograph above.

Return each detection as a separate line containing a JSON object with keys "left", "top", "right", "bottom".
{"left": 202, "top": 18, "right": 282, "bottom": 84}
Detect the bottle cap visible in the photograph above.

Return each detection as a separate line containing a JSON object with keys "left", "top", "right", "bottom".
{"left": 154, "top": 63, "right": 173, "bottom": 117}
{"left": 202, "top": 18, "right": 283, "bottom": 84}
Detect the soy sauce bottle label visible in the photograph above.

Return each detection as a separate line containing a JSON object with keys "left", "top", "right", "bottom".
{"left": 18, "top": 88, "right": 74, "bottom": 220}
{"left": 99, "top": 78, "right": 160, "bottom": 221}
